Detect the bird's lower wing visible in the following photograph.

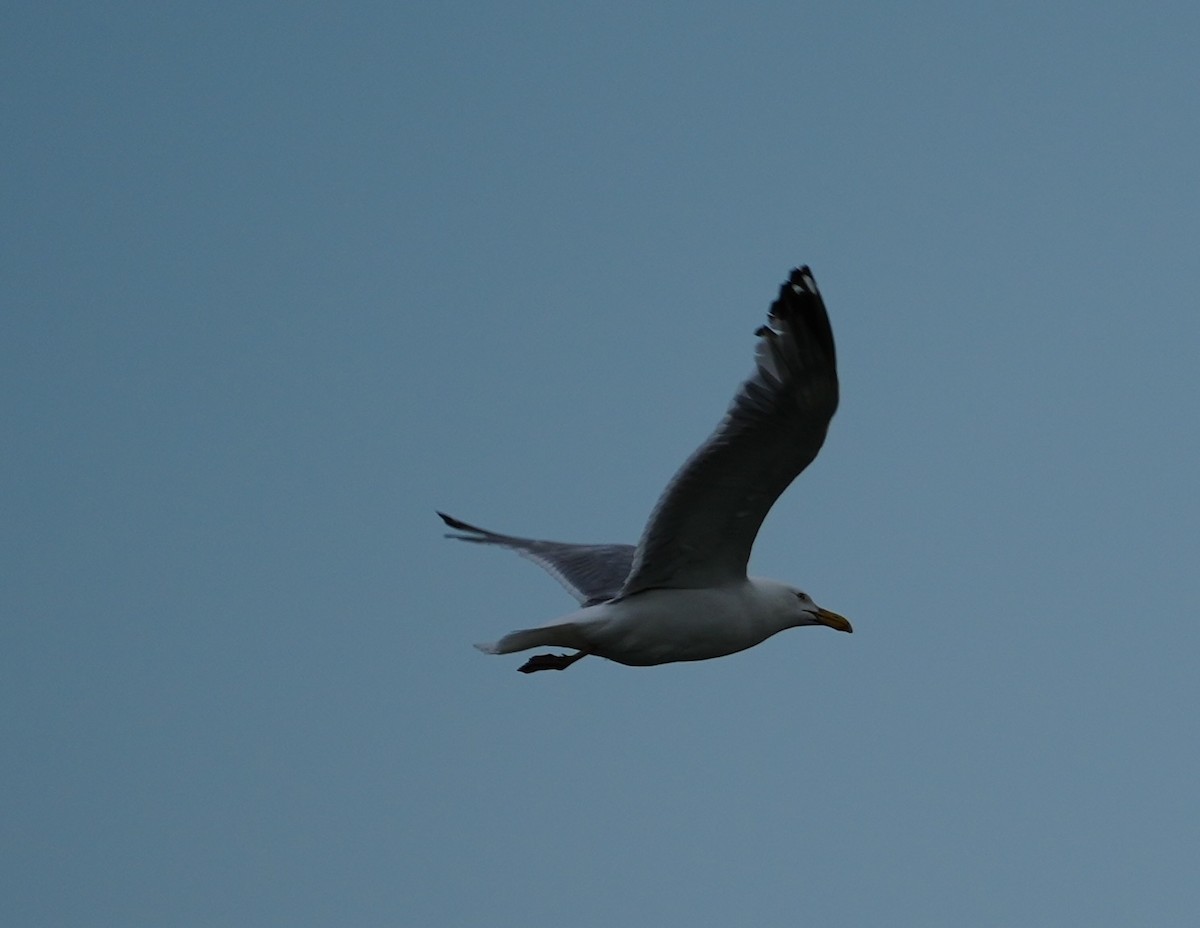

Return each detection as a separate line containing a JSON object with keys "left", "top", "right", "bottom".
{"left": 437, "top": 512, "right": 635, "bottom": 605}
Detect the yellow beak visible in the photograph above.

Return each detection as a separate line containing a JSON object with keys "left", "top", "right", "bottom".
{"left": 815, "top": 607, "right": 853, "bottom": 634}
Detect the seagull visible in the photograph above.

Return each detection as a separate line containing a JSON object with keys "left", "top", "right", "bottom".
{"left": 440, "top": 266, "right": 852, "bottom": 674}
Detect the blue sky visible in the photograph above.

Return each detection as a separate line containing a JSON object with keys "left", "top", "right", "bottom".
{"left": 4, "top": 2, "right": 1199, "bottom": 925}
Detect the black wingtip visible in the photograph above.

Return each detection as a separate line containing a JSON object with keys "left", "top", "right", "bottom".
{"left": 771, "top": 265, "right": 836, "bottom": 366}
{"left": 788, "top": 266, "right": 817, "bottom": 293}
{"left": 438, "top": 511, "right": 499, "bottom": 543}
{"left": 437, "top": 511, "right": 470, "bottom": 531}
{"left": 438, "top": 511, "right": 484, "bottom": 539}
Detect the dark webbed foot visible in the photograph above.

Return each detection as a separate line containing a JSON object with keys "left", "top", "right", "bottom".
{"left": 518, "top": 651, "right": 589, "bottom": 674}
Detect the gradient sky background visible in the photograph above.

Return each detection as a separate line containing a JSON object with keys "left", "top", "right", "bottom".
{"left": 4, "top": 2, "right": 1199, "bottom": 926}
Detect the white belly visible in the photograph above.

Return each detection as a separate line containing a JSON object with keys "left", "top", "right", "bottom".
{"left": 580, "top": 583, "right": 782, "bottom": 666}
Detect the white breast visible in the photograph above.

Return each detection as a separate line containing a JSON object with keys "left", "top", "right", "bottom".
{"left": 579, "top": 579, "right": 796, "bottom": 666}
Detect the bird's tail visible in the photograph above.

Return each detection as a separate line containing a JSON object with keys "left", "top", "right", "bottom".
{"left": 475, "top": 622, "right": 589, "bottom": 655}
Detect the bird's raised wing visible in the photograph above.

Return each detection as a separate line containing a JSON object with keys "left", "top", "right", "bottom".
{"left": 619, "top": 267, "right": 839, "bottom": 596}
{"left": 437, "top": 512, "right": 635, "bottom": 606}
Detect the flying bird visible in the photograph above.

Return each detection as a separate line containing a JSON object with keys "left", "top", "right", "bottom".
{"left": 440, "top": 266, "right": 851, "bottom": 673}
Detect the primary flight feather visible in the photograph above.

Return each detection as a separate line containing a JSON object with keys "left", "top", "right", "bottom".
{"left": 440, "top": 266, "right": 852, "bottom": 674}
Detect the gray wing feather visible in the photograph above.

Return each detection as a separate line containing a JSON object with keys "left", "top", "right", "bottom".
{"left": 437, "top": 512, "right": 634, "bottom": 606}
{"left": 618, "top": 267, "right": 839, "bottom": 595}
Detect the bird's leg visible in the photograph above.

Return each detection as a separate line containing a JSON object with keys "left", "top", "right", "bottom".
{"left": 518, "top": 651, "right": 589, "bottom": 674}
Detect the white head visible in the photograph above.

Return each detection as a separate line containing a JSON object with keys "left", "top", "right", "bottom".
{"left": 790, "top": 587, "right": 853, "bottom": 633}
{"left": 748, "top": 577, "right": 853, "bottom": 635}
